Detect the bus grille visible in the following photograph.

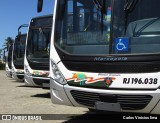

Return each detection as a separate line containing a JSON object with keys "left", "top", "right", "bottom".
{"left": 33, "top": 78, "right": 50, "bottom": 86}
{"left": 17, "top": 75, "right": 24, "bottom": 80}
{"left": 29, "top": 63, "right": 49, "bottom": 70}
{"left": 64, "top": 61, "right": 160, "bottom": 73}
{"left": 14, "top": 64, "right": 24, "bottom": 69}
{"left": 70, "top": 90, "right": 153, "bottom": 110}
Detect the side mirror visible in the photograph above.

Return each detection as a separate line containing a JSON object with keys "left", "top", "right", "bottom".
{"left": 37, "top": 0, "right": 43, "bottom": 13}
{"left": 16, "top": 34, "right": 21, "bottom": 41}
{"left": 18, "top": 31, "right": 21, "bottom": 36}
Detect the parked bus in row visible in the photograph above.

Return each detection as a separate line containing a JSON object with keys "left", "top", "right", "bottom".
{"left": 12, "top": 24, "right": 28, "bottom": 81}
{"left": 38, "top": 0, "right": 160, "bottom": 114}
{"left": 24, "top": 14, "right": 52, "bottom": 88}
{"left": 5, "top": 43, "right": 13, "bottom": 78}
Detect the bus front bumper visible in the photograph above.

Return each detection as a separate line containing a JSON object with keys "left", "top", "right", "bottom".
{"left": 24, "top": 74, "right": 50, "bottom": 88}
{"left": 6, "top": 70, "right": 12, "bottom": 78}
{"left": 12, "top": 72, "right": 24, "bottom": 81}
{"left": 50, "top": 78, "right": 160, "bottom": 114}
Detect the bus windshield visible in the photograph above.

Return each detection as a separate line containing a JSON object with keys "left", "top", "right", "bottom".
{"left": 13, "top": 34, "right": 26, "bottom": 66}
{"left": 55, "top": 0, "right": 160, "bottom": 56}
{"left": 26, "top": 16, "right": 52, "bottom": 63}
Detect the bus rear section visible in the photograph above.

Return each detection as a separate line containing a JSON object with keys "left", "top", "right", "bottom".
{"left": 12, "top": 33, "right": 27, "bottom": 81}
{"left": 50, "top": 0, "right": 160, "bottom": 114}
{"left": 24, "top": 14, "right": 52, "bottom": 88}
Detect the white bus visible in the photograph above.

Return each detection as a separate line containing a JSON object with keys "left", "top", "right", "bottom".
{"left": 12, "top": 25, "right": 28, "bottom": 81}
{"left": 39, "top": 0, "right": 160, "bottom": 114}
{"left": 5, "top": 44, "right": 13, "bottom": 78}
{"left": 24, "top": 15, "right": 52, "bottom": 88}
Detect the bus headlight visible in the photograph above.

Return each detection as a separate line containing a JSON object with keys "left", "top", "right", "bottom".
{"left": 6, "top": 67, "right": 9, "bottom": 71}
{"left": 24, "top": 65, "right": 32, "bottom": 76}
{"left": 51, "top": 59, "right": 66, "bottom": 85}
{"left": 12, "top": 68, "right": 15, "bottom": 74}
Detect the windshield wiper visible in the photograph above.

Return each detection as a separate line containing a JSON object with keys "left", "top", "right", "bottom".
{"left": 93, "top": 0, "right": 106, "bottom": 33}
{"left": 93, "top": 0, "right": 103, "bottom": 10}
{"left": 124, "top": 0, "right": 138, "bottom": 32}
{"left": 124, "top": 0, "right": 137, "bottom": 12}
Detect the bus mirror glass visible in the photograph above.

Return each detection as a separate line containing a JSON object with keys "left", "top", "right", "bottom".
{"left": 37, "top": 0, "right": 43, "bottom": 13}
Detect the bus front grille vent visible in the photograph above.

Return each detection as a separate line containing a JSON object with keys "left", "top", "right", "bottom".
{"left": 17, "top": 75, "right": 24, "bottom": 80}
{"left": 29, "top": 63, "right": 49, "bottom": 70}
{"left": 70, "top": 90, "right": 153, "bottom": 110}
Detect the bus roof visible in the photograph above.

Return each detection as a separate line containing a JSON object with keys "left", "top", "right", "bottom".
{"left": 31, "top": 14, "right": 53, "bottom": 20}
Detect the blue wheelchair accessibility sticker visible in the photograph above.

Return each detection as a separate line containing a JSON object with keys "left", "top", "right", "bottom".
{"left": 115, "top": 38, "right": 129, "bottom": 52}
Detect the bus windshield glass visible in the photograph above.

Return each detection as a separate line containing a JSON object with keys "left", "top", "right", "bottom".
{"left": 26, "top": 16, "right": 52, "bottom": 63}
{"left": 13, "top": 34, "right": 26, "bottom": 66}
{"left": 55, "top": 0, "right": 160, "bottom": 56}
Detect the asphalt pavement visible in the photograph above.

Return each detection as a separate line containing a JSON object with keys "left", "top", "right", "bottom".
{"left": 0, "top": 70, "right": 90, "bottom": 123}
